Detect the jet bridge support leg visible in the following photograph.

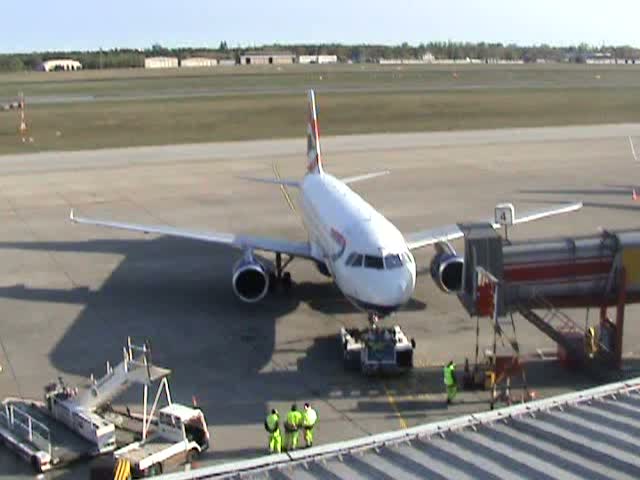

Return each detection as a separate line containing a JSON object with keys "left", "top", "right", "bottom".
{"left": 600, "top": 267, "right": 626, "bottom": 369}
{"left": 615, "top": 269, "right": 626, "bottom": 369}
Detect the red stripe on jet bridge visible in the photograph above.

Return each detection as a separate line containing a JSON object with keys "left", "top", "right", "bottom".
{"left": 504, "top": 259, "right": 612, "bottom": 282}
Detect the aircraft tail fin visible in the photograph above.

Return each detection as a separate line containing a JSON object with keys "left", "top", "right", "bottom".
{"left": 306, "top": 90, "right": 323, "bottom": 175}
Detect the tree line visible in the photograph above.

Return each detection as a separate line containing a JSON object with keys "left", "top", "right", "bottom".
{"left": 1, "top": 42, "right": 639, "bottom": 72}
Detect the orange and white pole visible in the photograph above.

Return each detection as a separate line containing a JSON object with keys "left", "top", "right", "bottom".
{"left": 18, "top": 92, "right": 27, "bottom": 136}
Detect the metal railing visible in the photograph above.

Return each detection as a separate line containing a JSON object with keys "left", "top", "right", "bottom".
{"left": 0, "top": 403, "right": 52, "bottom": 456}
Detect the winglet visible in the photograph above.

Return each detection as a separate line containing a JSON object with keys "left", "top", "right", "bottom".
{"left": 69, "top": 209, "right": 75, "bottom": 222}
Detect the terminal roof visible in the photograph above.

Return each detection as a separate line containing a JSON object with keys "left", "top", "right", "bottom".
{"left": 161, "top": 378, "right": 640, "bottom": 479}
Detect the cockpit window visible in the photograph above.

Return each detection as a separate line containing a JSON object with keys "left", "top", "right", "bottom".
{"left": 345, "top": 253, "right": 363, "bottom": 267}
{"left": 384, "top": 254, "right": 403, "bottom": 269}
{"left": 364, "top": 255, "right": 384, "bottom": 270}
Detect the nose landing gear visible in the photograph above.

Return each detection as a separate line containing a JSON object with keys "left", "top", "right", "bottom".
{"left": 368, "top": 313, "right": 380, "bottom": 327}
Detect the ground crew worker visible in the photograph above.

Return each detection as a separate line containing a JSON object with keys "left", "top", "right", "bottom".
{"left": 444, "top": 361, "right": 457, "bottom": 404}
{"left": 585, "top": 326, "right": 597, "bottom": 358}
{"left": 264, "top": 408, "right": 282, "bottom": 454}
{"left": 302, "top": 402, "right": 318, "bottom": 448}
{"left": 283, "top": 404, "right": 302, "bottom": 451}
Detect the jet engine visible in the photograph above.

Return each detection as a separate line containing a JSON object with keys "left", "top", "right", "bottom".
{"left": 232, "top": 253, "right": 270, "bottom": 303}
{"left": 430, "top": 246, "right": 464, "bottom": 293}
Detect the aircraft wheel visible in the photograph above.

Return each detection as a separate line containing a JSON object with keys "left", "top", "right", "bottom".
{"left": 268, "top": 272, "right": 278, "bottom": 292}
{"left": 282, "top": 272, "right": 292, "bottom": 290}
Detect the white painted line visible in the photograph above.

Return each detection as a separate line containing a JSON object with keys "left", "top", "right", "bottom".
{"left": 629, "top": 136, "right": 638, "bottom": 162}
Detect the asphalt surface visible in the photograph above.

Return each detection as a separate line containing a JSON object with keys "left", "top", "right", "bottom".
{"left": 2, "top": 124, "right": 640, "bottom": 478}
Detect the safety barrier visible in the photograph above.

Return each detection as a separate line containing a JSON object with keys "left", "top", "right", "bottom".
{"left": 0, "top": 403, "right": 51, "bottom": 456}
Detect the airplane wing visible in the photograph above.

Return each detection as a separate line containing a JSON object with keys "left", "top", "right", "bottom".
{"left": 236, "top": 176, "right": 301, "bottom": 188}
{"left": 404, "top": 202, "right": 583, "bottom": 250}
{"left": 69, "top": 210, "right": 314, "bottom": 259}
{"left": 341, "top": 171, "right": 390, "bottom": 185}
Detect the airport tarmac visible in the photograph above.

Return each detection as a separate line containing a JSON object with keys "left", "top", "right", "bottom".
{"left": 2, "top": 124, "right": 640, "bottom": 478}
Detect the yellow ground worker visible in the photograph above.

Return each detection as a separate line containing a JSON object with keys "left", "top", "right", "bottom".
{"left": 264, "top": 408, "right": 282, "bottom": 454}
{"left": 444, "top": 361, "right": 457, "bottom": 405}
{"left": 585, "top": 327, "right": 597, "bottom": 358}
{"left": 283, "top": 404, "right": 302, "bottom": 451}
{"left": 302, "top": 403, "right": 318, "bottom": 448}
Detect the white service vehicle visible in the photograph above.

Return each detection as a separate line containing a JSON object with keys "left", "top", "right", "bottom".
{"left": 70, "top": 90, "right": 582, "bottom": 325}
{"left": 341, "top": 325, "right": 415, "bottom": 374}
{"left": 44, "top": 379, "right": 117, "bottom": 454}
{"left": 112, "top": 403, "right": 209, "bottom": 477}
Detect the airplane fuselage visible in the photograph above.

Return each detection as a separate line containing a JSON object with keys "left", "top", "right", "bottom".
{"left": 299, "top": 173, "right": 416, "bottom": 317}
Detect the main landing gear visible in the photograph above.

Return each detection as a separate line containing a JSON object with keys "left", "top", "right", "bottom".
{"left": 269, "top": 252, "right": 294, "bottom": 292}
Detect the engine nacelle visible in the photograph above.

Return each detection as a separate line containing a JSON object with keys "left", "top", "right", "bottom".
{"left": 430, "top": 252, "right": 464, "bottom": 293}
{"left": 232, "top": 254, "right": 270, "bottom": 303}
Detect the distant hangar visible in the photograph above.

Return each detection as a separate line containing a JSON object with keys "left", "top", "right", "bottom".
{"left": 144, "top": 56, "right": 179, "bottom": 69}
{"left": 240, "top": 51, "right": 296, "bottom": 65}
{"left": 181, "top": 57, "right": 218, "bottom": 68}
{"left": 39, "top": 59, "right": 83, "bottom": 72}
{"left": 298, "top": 54, "right": 338, "bottom": 64}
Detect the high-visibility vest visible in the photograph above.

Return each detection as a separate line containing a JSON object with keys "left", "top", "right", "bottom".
{"left": 443, "top": 364, "right": 455, "bottom": 386}
{"left": 302, "top": 408, "right": 317, "bottom": 429}
{"left": 586, "top": 327, "right": 597, "bottom": 353}
{"left": 265, "top": 413, "right": 279, "bottom": 433}
{"left": 285, "top": 410, "right": 302, "bottom": 432}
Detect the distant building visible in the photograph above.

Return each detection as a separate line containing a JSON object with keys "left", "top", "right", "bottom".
{"left": 240, "top": 52, "right": 295, "bottom": 65}
{"left": 298, "top": 54, "right": 338, "bottom": 64}
{"left": 218, "top": 59, "right": 236, "bottom": 66}
{"left": 180, "top": 57, "right": 218, "bottom": 68}
{"left": 39, "top": 59, "right": 82, "bottom": 72}
{"left": 422, "top": 52, "right": 435, "bottom": 63}
{"left": 144, "top": 57, "right": 179, "bottom": 69}
{"left": 585, "top": 53, "right": 637, "bottom": 65}
{"left": 377, "top": 52, "right": 436, "bottom": 65}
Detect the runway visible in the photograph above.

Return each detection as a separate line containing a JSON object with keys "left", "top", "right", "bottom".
{"left": 2, "top": 124, "right": 640, "bottom": 478}
{"left": 6, "top": 77, "right": 638, "bottom": 106}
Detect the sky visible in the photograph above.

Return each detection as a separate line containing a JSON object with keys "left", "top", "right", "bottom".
{"left": 3, "top": 0, "right": 640, "bottom": 53}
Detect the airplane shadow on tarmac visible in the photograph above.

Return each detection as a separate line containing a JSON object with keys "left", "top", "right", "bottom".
{"left": 0, "top": 237, "right": 426, "bottom": 425}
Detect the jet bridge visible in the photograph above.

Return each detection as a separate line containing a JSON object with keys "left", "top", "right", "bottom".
{"left": 457, "top": 224, "right": 640, "bottom": 369}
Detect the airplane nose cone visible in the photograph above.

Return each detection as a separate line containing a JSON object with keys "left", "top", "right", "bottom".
{"left": 401, "top": 263, "right": 417, "bottom": 301}
{"left": 391, "top": 265, "right": 416, "bottom": 305}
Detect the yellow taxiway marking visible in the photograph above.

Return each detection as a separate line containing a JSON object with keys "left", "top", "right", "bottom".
{"left": 383, "top": 383, "right": 407, "bottom": 429}
{"left": 272, "top": 161, "right": 297, "bottom": 214}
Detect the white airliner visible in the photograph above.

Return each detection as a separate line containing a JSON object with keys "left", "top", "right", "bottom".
{"left": 71, "top": 90, "right": 582, "bottom": 321}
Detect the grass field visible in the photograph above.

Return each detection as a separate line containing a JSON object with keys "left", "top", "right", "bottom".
{"left": 1, "top": 64, "right": 640, "bottom": 154}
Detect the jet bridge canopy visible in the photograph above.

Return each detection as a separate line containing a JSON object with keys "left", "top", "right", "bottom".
{"left": 458, "top": 227, "right": 640, "bottom": 314}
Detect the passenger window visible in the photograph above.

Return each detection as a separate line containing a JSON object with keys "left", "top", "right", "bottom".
{"left": 364, "top": 255, "right": 384, "bottom": 270}
{"left": 384, "top": 254, "right": 403, "bottom": 269}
